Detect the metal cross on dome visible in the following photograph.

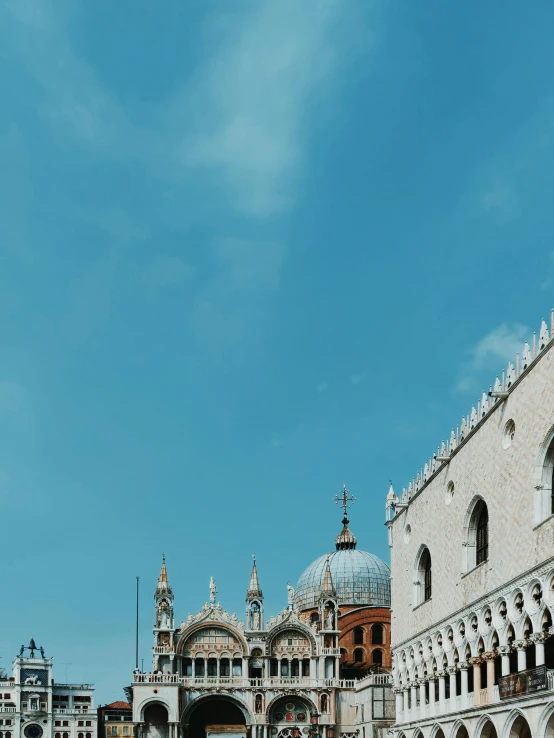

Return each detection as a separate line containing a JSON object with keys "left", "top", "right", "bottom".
{"left": 334, "top": 483, "right": 356, "bottom": 517}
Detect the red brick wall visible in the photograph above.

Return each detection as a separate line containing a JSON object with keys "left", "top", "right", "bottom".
{"left": 303, "top": 605, "right": 391, "bottom": 675}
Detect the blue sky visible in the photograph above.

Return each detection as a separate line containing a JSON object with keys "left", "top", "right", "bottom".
{"left": 1, "top": 0, "right": 554, "bottom": 702}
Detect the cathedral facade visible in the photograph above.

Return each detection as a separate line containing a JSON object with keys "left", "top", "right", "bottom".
{"left": 386, "top": 315, "right": 554, "bottom": 738}
{"left": 131, "top": 506, "right": 393, "bottom": 738}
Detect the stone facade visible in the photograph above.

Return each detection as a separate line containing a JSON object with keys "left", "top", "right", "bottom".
{"left": 385, "top": 315, "right": 554, "bottom": 738}
{"left": 0, "top": 645, "right": 96, "bottom": 738}
{"left": 131, "top": 518, "right": 393, "bottom": 738}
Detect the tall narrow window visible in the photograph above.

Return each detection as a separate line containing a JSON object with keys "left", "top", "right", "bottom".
{"left": 353, "top": 648, "right": 364, "bottom": 663}
{"left": 414, "top": 546, "right": 432, "bottom": 606}
{"left": 423, "top": 551, "right": 432, "bottom": 601}
{"left": 476, "top": 505, "right": 489, "bottom": 565}
{"left": 354, "top": 627, "right": 364, "bottom": 645}
{"left": 372, "top": 649, "right": 383, "bottom": 665}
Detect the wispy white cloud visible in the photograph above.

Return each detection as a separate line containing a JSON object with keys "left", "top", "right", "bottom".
{"left": 178, "top": 0, "right": 352, "bottom": 216}
{"left": 455, "top": 322, "right": 529, "bottom": 393}
{"left": 4, "top": 0, "right": 375, "bottom": 217}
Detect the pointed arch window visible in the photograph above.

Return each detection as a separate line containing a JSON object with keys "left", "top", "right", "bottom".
{"left": 424, "top": 553, "right": 432, "bottom": 601}
{"left": 476, "top": 504, "right": 489, "bottom": 565}
{"left": 414, "top": 547, "right": 432, "bottom": 605}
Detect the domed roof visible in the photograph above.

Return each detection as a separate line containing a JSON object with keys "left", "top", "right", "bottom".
{"left": 293, "top": 492, "right": 390, "bottom": 611}
{"left": 294, "top": 548, "right": 391, "bottom": 611}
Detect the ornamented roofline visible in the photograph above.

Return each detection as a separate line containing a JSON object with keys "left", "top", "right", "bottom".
{"left": 391, "top": 311, "right": 554, "bottom": 509}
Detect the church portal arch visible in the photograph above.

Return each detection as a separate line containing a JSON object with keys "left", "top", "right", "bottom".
{"left": 143, "top": 703, "right": 169, "bottom": 738}
{"left": 183, "top": 695, "right": 250, "bottom": 738}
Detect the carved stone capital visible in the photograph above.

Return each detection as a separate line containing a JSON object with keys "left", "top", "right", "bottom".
{"left": 482, "top": 651, "right": 497, "bottom": 661}
{"left": 467, "top": 656, "right": 482, "bottom": 666}
{"left": 447, "top": 666, "right": 457, "bottom": 675}
{"left": 496, "top": 646, "right": 512, "bottom": 656}
{"left": 514, "top": 639, "right": 530, "bottom": 650}
{"left": 529, "top": 633, "right": 548, "bottom": 645}
{"left": 457, "top": 662, "right": 469, "bottom": 671}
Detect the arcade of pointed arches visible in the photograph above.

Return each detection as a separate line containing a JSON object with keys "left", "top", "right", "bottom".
{"left": 392, "top": 708, "right": 548, "bottom": 737}
{"left": 393, "top": 565, "right": 554, "bottom": 716}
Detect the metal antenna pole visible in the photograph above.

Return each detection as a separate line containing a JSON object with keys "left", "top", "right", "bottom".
{"left": 135, "top": 577, "right": 140, "bottom": 670}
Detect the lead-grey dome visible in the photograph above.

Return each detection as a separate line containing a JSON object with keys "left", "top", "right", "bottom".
{"left": 294, "top": 548, "right": 391, "bottom": 611}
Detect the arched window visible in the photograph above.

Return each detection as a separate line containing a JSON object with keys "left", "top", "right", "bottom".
{"left": 354, "top": 627, "right": 364, "bottom": 644}
{"left": 414, "top": 546, "right": 432, "bottom": 605}
{"left": 476, "top": 504, "right": 489, "bottom": 565}
{"left": 464, "top": 498, "right": 489, "bottom": 571}
{"left": 371, "top": 624, "right": 384, "bottom": 644}
{"left": 372, "top": 649, "right": 383, "bottom": 665}
{"left": 424, "top": 553, "right": 432, "bottom": 600}
{"left": 321, "top": 694, "right": 328, "bottom": 713}
{"left": 537, "top": 434, "right": 554, "bottom": 523}
{"left": 353, "top": 648, "right": 364, "bottom": 662}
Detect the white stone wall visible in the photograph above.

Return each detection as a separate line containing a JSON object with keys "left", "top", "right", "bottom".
{"left": 390, "top": 342, "right": 554, "bottom": 650}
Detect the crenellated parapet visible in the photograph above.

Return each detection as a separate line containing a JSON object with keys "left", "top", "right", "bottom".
{"left": 388, "top": 311, "right": 554, "bottom": 513}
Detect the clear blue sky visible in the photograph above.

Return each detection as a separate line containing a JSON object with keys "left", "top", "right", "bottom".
{"left": 1, "top": 0, "right": 553, "bottom": 702}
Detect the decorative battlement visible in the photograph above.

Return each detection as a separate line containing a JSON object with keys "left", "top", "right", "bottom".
{"left": 388, "top": 311, "right": 554, "bottom": 513}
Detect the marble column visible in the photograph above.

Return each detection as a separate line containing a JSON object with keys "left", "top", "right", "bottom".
{"left": 515, "top": 641, "right": 527, "bottom": 672}
{"left": 531, "top": 634, "right": 547, "bottom": 666}
{"left": 410, "top": 684, "right": 418, "bottom": 717}
{"left": 394, "top": 688, "right": 403, "bottom": 719}
{"left": 428, "top": 677, "right": 436, "bottom": 717}
{"left": 448, "top": 667, "right": 457, "bottom": 706}
{"left": 497, "top": 646, "right": 511, "bottom": 676}
{"left": 484, "top": 652, "right": 496, "bottom": 704}
{"left": 459, "top": 663, "right": 468, "bottom": 706}
{"left": 469, "top": 658, "right": 481, "bottom": 706}
{"left": 438, "top": 672, "right": 446, "bottom": 713}
{"left": 418, "top": 680, "right": 426, "bottom": 718}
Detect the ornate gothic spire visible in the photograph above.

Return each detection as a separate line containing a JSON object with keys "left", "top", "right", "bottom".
{"left": 155, "top": 553, "right": 172, "bottom": 596}
{"left": 247, "top": 554, "right": 263, "bottom": 598}
{"left": 320, "top": 555, "right": 336, "bottom": 597}
{"left": 334, "top": 483, "right": 357, "bottom": 550}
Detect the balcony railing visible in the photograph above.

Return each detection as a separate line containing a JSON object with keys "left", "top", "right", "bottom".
{"left": 355, "top": 673, "right": 392, "bottom": 689}
{"left": 0, "top": 708, "right": 16, "bottom": 713}
{"left": 321, "top": 648, "right": 341, "bottom": 656}
{"left": 133, "top": 673, "right": 362, "bottom": 689}
{"left": 53, "top": 708, "right": 91, "bottom": 714}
